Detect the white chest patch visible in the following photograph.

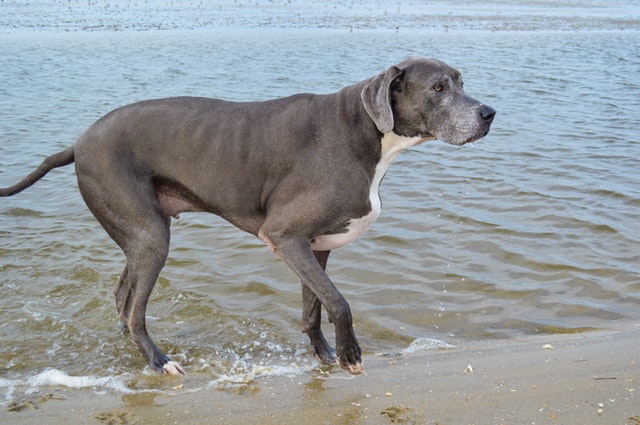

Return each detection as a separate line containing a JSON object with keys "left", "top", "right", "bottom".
{"left": 310, "top": 132, "right": 430, "bottom": 251}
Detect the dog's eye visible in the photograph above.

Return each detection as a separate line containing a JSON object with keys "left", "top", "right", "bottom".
{"left": 433, "top": 83, "right": 444, "bottom": 92}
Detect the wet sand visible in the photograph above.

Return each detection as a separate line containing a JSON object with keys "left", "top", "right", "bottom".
{"left": 3, "top": 324, "right": 638, "bottom": 425}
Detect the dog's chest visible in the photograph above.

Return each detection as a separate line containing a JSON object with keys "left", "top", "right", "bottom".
{"left": 310, "top": 133, "right": 425, "bottom": 251}
{"left": 310, "top": 178, "right": 382, "bottom": 251}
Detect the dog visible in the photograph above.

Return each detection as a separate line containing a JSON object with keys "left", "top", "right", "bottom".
{"left": 1, "top": 56, "right": 495, "bottom": 375}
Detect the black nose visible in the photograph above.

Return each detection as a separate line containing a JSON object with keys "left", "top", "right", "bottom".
{"left": 480, "top": 105, "right": 496, "bottom": 122}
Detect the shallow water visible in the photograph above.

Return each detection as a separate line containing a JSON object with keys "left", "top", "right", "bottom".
{"left": 1, "top": 0, "right": 639, "bottom": 394}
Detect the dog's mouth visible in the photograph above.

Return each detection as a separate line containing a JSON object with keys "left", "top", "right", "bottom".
{"left": 438, "top": 104, "right": 496, "bottom": 146}
{"left": 440, "top": 123, "right": 493, "bottom": 146}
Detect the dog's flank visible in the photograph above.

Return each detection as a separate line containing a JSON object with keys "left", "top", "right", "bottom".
{"left": 1, "top": 57, "right": 495, "bottom": 375}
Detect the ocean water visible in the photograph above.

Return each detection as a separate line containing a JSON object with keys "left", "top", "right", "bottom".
{"left": 0, "top": 0, "right": 639, "bottom": 395}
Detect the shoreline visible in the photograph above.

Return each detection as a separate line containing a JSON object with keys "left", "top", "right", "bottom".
{"left": 3, "top": 325, "right": 638, "bottom": 424}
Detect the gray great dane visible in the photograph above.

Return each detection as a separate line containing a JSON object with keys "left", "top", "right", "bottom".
{"left": 0, "top": 57, "right": 495, "bottom": 375}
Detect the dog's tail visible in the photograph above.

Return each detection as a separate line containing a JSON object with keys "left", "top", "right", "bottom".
{"left": 0, "top": 146, "right": 75, "bottom": 197}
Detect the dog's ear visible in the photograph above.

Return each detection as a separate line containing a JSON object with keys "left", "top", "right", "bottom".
{"left": 361, "top": 65, "right": 404, "bottom": 134}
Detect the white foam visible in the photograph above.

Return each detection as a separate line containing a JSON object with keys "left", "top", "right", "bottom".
{"left": 0, "top": 378, "right": 22, "bottom": 388}
{"left": 209, "top": 357, "right": 319, "bottom": 389}
{"left": 0, "top": 369, "right": 133, "bottom": 394}
{"left": 1, "top": 353, "right": 320, "bottom": 399}
{"left": 401, "top": 337, "right": 456, "bottom": 355}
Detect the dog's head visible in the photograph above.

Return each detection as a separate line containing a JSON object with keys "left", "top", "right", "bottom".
{"left": 361, "top": 56, "right": 495, "bottom": 145}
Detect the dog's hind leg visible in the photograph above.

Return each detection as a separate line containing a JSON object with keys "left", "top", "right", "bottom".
{"left": 110, "top": 212, "right": 183, "bottom": 375}
{"left": 76, "top": 167, "right": 184, "bottom": 375}
{"left": 120, "top": 229, "right": 184, "bottom": 375}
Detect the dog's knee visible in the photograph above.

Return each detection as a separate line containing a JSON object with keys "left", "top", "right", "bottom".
{"left": 327, "top": 299, "right": 352, "bottom": 327}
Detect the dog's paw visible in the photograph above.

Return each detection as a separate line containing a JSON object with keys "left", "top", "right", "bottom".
{"left": 336, "top": 340, "right": 364, "bottom": 375}
{"left": 162, "top": 361, "right": 185, "bottom": 376}
{"left": 341, "top": 360, "right": 365, "bottom": 375}
{"left": 315, "top": 346, "right": 339, "bottom": 366}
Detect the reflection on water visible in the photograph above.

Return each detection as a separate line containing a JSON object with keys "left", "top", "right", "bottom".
{"left": 0, "top": 1, "right": 639, "bottom": 392}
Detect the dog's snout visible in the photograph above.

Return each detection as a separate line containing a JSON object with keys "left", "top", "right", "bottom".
{"left": 480, "top": 105, "right": 496, "bottom": 122}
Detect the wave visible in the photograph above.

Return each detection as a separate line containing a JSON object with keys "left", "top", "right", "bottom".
{"left": 0, "top": 337, "right": 454, "bottom": 402}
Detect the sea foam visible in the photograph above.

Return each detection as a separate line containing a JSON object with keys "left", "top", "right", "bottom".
{"left": 0, "top": 368, "right": 134, "bottom": 395}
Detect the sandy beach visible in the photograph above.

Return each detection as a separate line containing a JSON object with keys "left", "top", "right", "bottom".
{"left": 3, "top": 324, "right": 638, "bottom": 424}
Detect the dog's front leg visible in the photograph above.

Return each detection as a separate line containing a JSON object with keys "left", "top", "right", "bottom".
{"left": 261, "top": 232, "right": 363, "bottom": 374}
{"left": 301, "top": 250, "right": 339, "bottom": 365}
